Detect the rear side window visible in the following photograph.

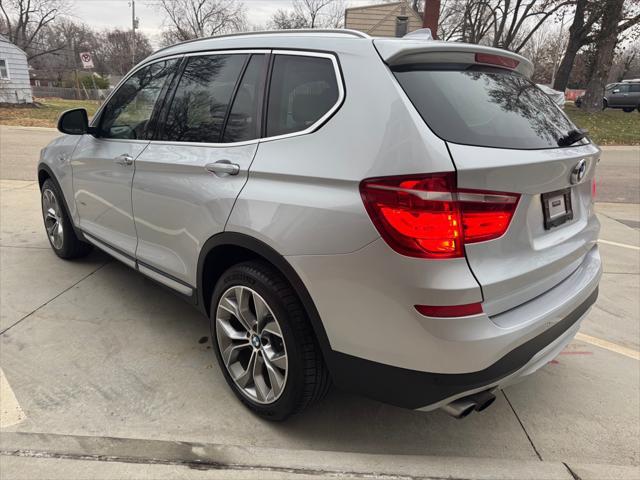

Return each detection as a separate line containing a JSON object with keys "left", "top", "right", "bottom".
{"left": 393, "top": 65, "right": 582, "bottom": 150}
{"left": 266, "top": 54, "right": 340, "bottom": 137}
{"left": 160, "top": 54, "right": 247, "bottom": 143}
{"left": 222, "top": 54, "right": 267, "bottom": 143}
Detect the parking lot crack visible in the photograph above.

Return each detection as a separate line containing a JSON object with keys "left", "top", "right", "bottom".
{"left": 0, "top": 262, "right": 109, "bottom": 336}
{"left": 562, "top": 462, "right": 582, "bottom": 480}
{"left": 502, "top": 391, "right": 543, "bottom": 461}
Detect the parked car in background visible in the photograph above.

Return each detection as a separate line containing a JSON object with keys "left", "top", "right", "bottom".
{"left": 576, "top": 80, "right": 640, "bottom": 112}
{"left": 536, "top": 84, "right": 565, "bottom": 107}
{"left": 38, "top": 29, "right": 601, "bottom": 421}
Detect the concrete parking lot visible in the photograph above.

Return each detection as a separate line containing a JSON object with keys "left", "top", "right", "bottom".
{"left": 0, "top": 125, "right": 639, "bottom": 479}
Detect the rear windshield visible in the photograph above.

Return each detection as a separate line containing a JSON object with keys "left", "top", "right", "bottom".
{"left": 393, "top": 65, "right": 586, "bottom": 150}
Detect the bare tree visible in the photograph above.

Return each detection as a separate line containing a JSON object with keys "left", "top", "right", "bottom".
{"left": 157, "top": 0, "right": 246, "bottom": 46}
{"left": 269, "top": 0, "right": 344, "bottom": 29}
{"left": 267, "top": 9, "right": 307, "bottom": 30}
{"left": 0, "top": 0, "right": 70, "bottom": 59}
{"left": 552, "top": 0, "right": 607, "bottom": 91}
{"left": 296, "top": 0, "right": 331, "bottom": 28}
{"left": 438, "top": 0, "right": 571, "bottom": 52}
{"left": 94, "top": 28, "right": 153, "bottom": 76}
{"left": 490, "top": 0, "right": 573, "bottom": 53}
{"left": 460, "top": 0, "right": 497, "bottom": 44}
{"left": 581, "top": 0, "right": 640, "bottom": 111}
{"left": 611, "top": 44, "right": 640, "bottom": 82}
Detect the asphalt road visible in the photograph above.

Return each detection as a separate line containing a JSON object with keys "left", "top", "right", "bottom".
{"left": 0, "top": 125, "right": 638, "bottom": 479}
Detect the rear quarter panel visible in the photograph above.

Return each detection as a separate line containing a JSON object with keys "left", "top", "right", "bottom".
{"left": 226, "top": 40, "right": 456, "bottom": 255}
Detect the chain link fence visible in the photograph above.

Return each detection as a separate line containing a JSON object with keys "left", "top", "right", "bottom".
{"left": 32, "top": 86, "right": 110, "bottom": 101}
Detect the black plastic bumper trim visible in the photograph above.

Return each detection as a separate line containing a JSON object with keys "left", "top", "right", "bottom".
{"left": 326, "top": 287, "right": 598, "bottom": 410}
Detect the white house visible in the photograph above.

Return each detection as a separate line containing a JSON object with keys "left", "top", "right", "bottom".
{"left": 0, "top": 34, "right": 33, "bottom": 104}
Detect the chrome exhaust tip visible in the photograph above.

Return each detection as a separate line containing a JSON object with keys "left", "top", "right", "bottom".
{"left": 441, "top": 398, "right": 477, "bottom": 419}
{"left": 441, "top": 390, "right": 497, "bottom": 419}
{"left": 469, "top": 390, "right": 496, "bottom": 412}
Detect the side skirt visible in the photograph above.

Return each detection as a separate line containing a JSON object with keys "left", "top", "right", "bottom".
{"left": 82, "top": 231, "right": 198, "bottom": 307}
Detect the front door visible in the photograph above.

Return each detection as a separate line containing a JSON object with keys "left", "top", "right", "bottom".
{"left": 72, "top": 60, "right": 179, "bottom": 256}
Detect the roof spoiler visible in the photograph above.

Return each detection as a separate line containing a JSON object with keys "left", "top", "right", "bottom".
{"left": 373, "top": 39, "right": 534, "bottom": 78}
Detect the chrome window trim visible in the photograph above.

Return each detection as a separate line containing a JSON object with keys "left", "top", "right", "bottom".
{"left": 260, "top": 49, "right": 345, "bottom": 144}
{"left": 91, "top": 49, "right": 345, "bottom": 148}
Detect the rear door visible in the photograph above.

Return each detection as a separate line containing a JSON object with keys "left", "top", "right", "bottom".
{"left": 132, "top": 52, "right": 268, "bottom": 286}
{"left": 391, "top": 59, "right": 600, "bottom": 316}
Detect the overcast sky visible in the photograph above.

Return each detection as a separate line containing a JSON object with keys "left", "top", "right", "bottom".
{"left": 72, "top": 0, "right": 388, "bottom": 46}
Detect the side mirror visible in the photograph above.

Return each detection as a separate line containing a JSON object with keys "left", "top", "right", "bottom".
{"left": 57, "top": 108, "right": 90, "bottom": 135}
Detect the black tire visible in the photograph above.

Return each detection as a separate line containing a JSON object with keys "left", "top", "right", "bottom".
{"left": 210, "top": 260, "right": 330, "bottom": 421}
{"left": 602, "top": 99, "right": 608, "bottom": 110}
{"left": 622, "top": 107, "right": 634, "bottom": 113}
{"left": 41, "top": 178, "right": 93, "bottom": 259}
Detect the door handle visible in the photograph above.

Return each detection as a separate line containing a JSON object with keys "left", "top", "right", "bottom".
{"left": 205, "top": 160, "right": 240, "bottom": 176}
{"left": 114, "top": 154, "right": 134, "bottom": 166}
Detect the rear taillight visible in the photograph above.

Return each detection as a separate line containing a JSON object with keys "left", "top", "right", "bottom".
{"left": 591, "top": 177, "right": 597, "bottom": 200}
{"left": 359, "top": 172, "right": 519, "bottom": 259}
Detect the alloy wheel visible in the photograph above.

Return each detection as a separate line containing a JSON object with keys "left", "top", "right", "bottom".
{"left": 215, "top": 286, "right": 288, "bottom": 404}
{"left": 42, "top": 188, "right": 64, "bottom": 250}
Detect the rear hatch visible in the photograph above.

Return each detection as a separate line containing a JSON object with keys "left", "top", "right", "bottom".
{"left": 375, "top": 39, "right": 600, "bottom": 316}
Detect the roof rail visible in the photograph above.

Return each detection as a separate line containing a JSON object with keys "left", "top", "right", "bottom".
{"left": 153, "top": 29, "right": 370, "bottom": 55}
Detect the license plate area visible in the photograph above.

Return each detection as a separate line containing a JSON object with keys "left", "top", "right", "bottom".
{"left": 541, "top": 188, "right": 573, "bottom": 230}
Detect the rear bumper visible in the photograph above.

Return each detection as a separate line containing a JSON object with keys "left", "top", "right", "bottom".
{"left": 326, "top": 286, "right": 598, "bottom": 410}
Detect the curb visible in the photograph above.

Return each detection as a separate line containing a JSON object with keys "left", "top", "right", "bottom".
{"left": 2, "top": 431, "right": 632, "bottom": 480}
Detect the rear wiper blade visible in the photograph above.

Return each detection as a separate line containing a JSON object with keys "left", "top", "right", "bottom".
{"left": 557, "top": 128, "right": 588, "bottom": 147}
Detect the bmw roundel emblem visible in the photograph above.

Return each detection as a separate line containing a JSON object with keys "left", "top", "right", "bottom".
{"left": 570, "top": 159, "right": 587, "bottom": 185}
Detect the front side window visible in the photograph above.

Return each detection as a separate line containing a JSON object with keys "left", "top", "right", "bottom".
{"left": 266, "top": 54, "right": 340, "bottom": 138}
{"left": 99, "top": 60, "right": 178, "bottom": 139}
{"left": 160, "top": 54, "right": 247, "bottom": 143}
{"left": 0, "top": 59, "right": 9, "bottom": 79}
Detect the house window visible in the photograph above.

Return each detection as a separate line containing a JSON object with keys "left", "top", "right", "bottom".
{"left": 0, "top": 59, "right": 9, "bottom": 79}
{"left": 395, "top": 16, "right": 409, "bottom": 37}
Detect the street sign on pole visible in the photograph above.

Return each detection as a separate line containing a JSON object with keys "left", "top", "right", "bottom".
{"left": 79, "top": 52, "right": 94, "bottom": 69}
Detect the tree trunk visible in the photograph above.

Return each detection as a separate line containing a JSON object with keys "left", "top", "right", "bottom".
{"left": 581, "top": 0, "right": 624, "bottom": 112}
{"left": 553, "top": 42, "right": 581, "bottom": 91}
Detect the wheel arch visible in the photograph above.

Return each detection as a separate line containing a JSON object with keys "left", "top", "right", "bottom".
{"left": 197, "top": 232, "right": 334, "bottom": 364}
{"left": 37, "top": 163, "right": 85, "bottom": 240}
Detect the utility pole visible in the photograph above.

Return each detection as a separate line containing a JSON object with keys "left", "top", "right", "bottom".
{"left": 131, "top": 0, "right": 137, "bottom": 68}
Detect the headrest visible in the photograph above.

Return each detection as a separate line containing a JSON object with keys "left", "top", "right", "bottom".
{"left": 292, "top": 90, "right": 334, "bottom": 125}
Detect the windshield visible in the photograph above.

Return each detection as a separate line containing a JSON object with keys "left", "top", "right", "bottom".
{"left": 393, "top": 65, "right": 587, "bottom": 150}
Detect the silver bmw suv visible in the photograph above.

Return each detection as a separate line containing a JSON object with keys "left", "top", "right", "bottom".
{"left": 38, "top": 29, "right": 601, "bottom": 421}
